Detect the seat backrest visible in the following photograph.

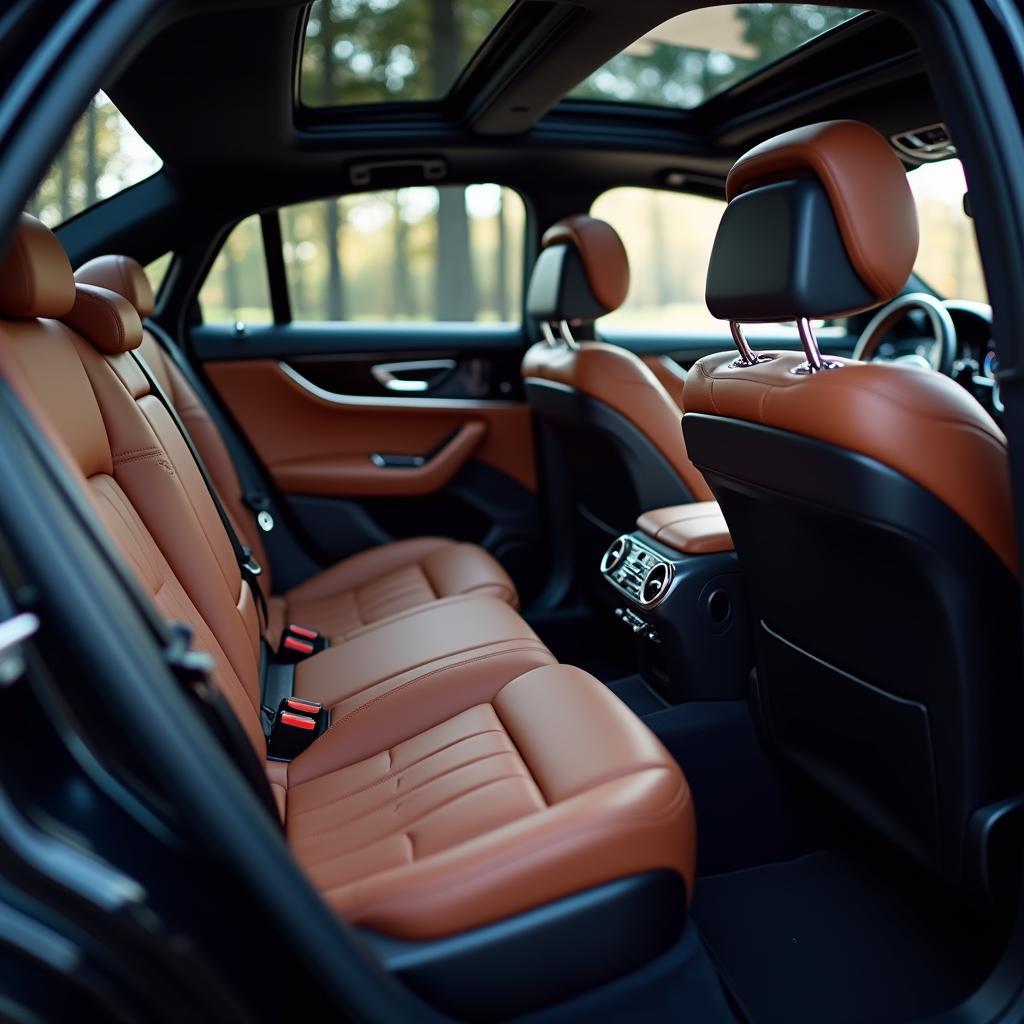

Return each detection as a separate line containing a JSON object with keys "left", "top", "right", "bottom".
{"left": 522, "top": 215, "right": 710, "bottom": 546}
{"left": 683, "top": 120, "right": 1023, "bottom": 890}
{"left": 75, "top": 255, "right": 274, "bottom": 592}
{"left": 0, "top": 217, "right": 265, "bottom": 752}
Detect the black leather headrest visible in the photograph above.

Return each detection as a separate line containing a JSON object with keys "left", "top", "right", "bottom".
{"left": 527, "top": 244, "right": 608, "bottom": 322}
{"left": 526, "top": 215, "right": 629, "bottom": 323}
{"left": 706, "top": 120, "right": 918, "bottom": 322}
{"left": 706, "top": 177, "right": 875, "bottom": 322}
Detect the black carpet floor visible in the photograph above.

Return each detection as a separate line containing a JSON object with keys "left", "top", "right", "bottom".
{"left": 692, "top": 848, "right": 1005, "bottom": 1024}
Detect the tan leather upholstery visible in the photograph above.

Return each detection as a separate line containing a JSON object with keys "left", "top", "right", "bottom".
{"left": 637, "top": 502, "right": 732, "bottom": 555}
{"left": 272, "top": 420, "right": 486, "bottom": 497}
{"left": 643, "top": 355, "right": 687, "bottom": 410}
{"left": 0, "top": 223, "right": 694, "bottom": 941}
{"left": 76, "top": 254, "right": 155, "bottom": 317}
{"left": 0, "top": 253, "right": 265, "bottom": 752}
{"left": 685, "top": 351, "right": 1016, "bottom": 573}
{"left": 293, "top": 595, "right": 553, "bottom": 712}
{"left": 541, "top": 214, "right": 630, "bottom": 312}
{"left": 0, "top": 213, "right": 76, "bottom": 318}
{"left": 62, "top": 283, "right": 143, "bottom": 354}
{"left": 727, "top": 120, "right": 917, "bottom": 305}
{"left": 74, "top": 256, "right": 524, "bottom": 639}
{"left": 284, "top": 664, "right": 695, "bottom": 939}
{"left": 279, "top": 537, "right": 519, "bottom": 641}
{"left": 523, "top": 340, "right": 712, "bottom": 502}
{"left": 203, "top": 358, "right": 536, "bottom": 494}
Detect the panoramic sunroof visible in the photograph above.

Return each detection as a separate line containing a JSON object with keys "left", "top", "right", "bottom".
{"left": 301, "top": 0, "right": 511, "bottom": 107}
{"left": 568, "top": 4, "right": 865, "bottom": 111}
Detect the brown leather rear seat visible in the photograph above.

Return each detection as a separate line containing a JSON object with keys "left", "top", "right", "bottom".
{"left": 52, "top": 274, "right": 553, "bottom": 719}
{"left": 1, "top": 215, "right": 696, "bottom": 945}
{"left": 77, "top": 254, "right": 518, "bottom": 643}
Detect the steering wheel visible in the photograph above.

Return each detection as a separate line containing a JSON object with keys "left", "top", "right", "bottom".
{"left": 852, "top": 292, "right": 957, "bottom": 375}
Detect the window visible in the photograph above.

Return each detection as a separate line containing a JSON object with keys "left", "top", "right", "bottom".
{"left": 908, "top": 160, "right": 987, "bottom": 303}
{"left": 591, "top": 188, "right": 729, "bottom": 334}
{"left": 280, "top": 185, "right": 524, "bottom": 322}
{"left": 300, "top": 0, "right": 510, "bottom": 107}
{"left": 198, "top": 216, "right": 273, "bottom": 325}
{"left": 569, "top": 4, "right": 863, "bottom": 110}
{"left": 145, "top": 253, "right": 173, "bottom": 296}
{"left": 26, "top": 92, "right": 161, "bottom": 228}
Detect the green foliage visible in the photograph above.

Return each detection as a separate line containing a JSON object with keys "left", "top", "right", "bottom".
{"left": 571, "top": 4, "right": 863, "bottom": 108}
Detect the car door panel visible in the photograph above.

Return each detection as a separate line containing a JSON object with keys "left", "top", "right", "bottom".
{"left": 198, "top": 333, "right": 544, "bottom": 599}
{"left": 203, "top": 358, "right": 535, "bottom": 494}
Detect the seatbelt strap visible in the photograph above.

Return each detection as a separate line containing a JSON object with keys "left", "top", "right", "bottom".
{"left": 129, "top": 349, "right": 269, "bottom": 630}
{"left": 143, "top": 321, "right": 276, "bottom": 537}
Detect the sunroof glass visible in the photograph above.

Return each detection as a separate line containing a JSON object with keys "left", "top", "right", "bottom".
{"left": 568, "top": 4, "right": 865, "bottom": 110}
{"left": 301, "top": 0, "right": 511, "bottom": 107}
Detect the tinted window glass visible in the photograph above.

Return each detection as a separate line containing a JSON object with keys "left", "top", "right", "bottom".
{"left": 145, "top": 253, "right": 173, "bottom": 296}
{"left": 909, "top": 160, "right": 987, "bottom": 302}
{"left": 301, "top": 0, "right": 510, "bottom": 107}
{"left": 570, "top": 5, "right": 863, "bottom": 110}
{"left": 26, "top": 92, "right": 161, "bottom": 227}
{"left": 198, "top": 216, "right": 273, "bottom": 325}
{"left": 281, "top": 185, "right": 524, "bottom": 322}
{"left": 591, "top": 187, "right": 728, "bottom": 333}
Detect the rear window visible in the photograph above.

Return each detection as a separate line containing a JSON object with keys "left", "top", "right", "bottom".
{"left": 26, "top": 92, "right": 161, "bottom": 228}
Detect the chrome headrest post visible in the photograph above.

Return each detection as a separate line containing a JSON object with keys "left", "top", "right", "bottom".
{"left": 558, "top": 320, "right": 580, "bottom": 350}
{"left": 729, "top": 321, "right": 760, "bottom": 367}
{"left": 791, "top": 317, "right": 843, "bottom": 374}
{"left": 541, "top": 321, "right": 561, "bottom": 348}
{"left": 797, "top": 317, "right": 823, "bottom": 370}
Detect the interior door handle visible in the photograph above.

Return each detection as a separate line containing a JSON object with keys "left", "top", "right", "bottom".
{"left": 371, "top": 359, "right": 456, "bottom": 393}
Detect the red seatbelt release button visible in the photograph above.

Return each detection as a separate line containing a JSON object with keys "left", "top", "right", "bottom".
{"left": 279, "top": 711, "right": 316, "bottom": 731}
{"left": 285, "top": 697, "right": 323, "bottom": 716}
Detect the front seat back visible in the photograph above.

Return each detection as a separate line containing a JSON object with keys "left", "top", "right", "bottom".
{"left": 522, "top": 215, "right": 711, "bottom": 567}
{"left": 682, "top": 120, "right": 1023, "bottom": 893}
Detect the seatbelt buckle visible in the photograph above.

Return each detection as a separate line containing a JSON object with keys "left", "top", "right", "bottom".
{"left": 267, "top": 697, "right": 326, "bottom": 760}
{"left": 240, "top": 546, "right": 263, "bottom": 578}
{"left": 278, "top": 624, "right": 328, "bottom": 662}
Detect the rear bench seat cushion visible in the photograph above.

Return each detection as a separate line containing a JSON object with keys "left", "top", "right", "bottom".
{"left": 271, "top": 536, "right": 520, "bottom": 642}
{"left": 282, "top": 664, "right": 696, "bottom": 940}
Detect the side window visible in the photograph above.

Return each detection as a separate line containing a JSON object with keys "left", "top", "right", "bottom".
{"left": 145, "top": 252, "right": 173, "bottom": 295}
{"left": 280, "top": 185, "right": 525, "bottom": 323}
{"left": 26, "top": 92, "right": 162, "bottom": 228}
{"left": 198, "top": 216, "right": 273, "bottom": 325}
{"left": 590, "top": 187, "right": 727, "bottom": 334}
{"left": 908, "top": 160, "right": 987, "bottom": 302}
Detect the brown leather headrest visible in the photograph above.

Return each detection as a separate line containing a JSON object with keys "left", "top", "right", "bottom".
{"left": 62, "top": 284, "right": 143, "bottom": 355}
{"left": 541, "top": 215, "right": 630, "bottom": 313}
{"left": 75, "top": 254, "right": 156, "bottom": 318}
{"left": 0, "top": 214, "right": 76, "bottom": 319}
{"left": 727, "top": 120, "right": 918, "bottom": 304}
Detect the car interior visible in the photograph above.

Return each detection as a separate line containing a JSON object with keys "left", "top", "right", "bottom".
{"left": 2, "top": 1, "right": 1024, "bottom": 1021}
